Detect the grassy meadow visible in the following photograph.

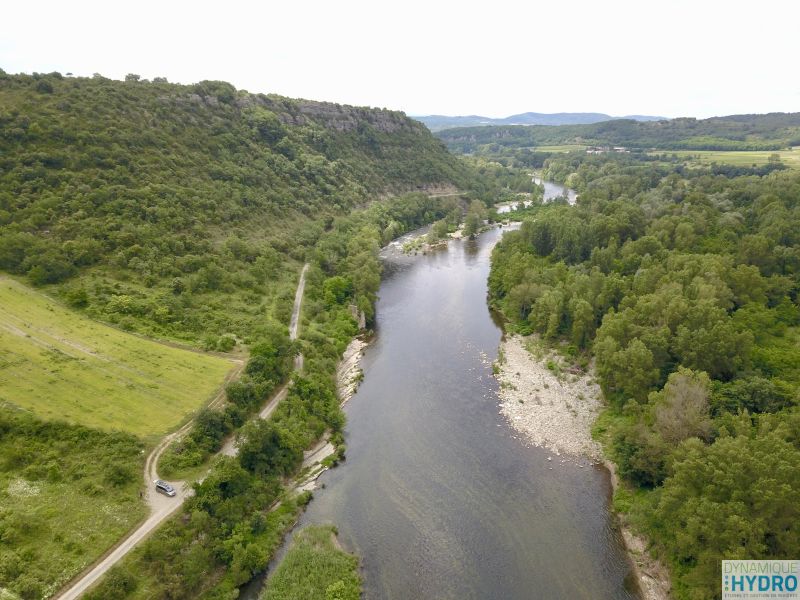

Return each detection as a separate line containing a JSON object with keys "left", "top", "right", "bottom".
{"left": 262, "top": 525, "right": 361, "bottom": 600}
{"left": 0, "top": 410, "right": 147, "bottom": 600}
{"left": 532, "top": 144, "right": 588, "bottom": 152}
{"left": 653, "top": 147, "right": 800, "bottom": 168}
{"left": 0, "top": 277, "right": 234, "bottom": 439}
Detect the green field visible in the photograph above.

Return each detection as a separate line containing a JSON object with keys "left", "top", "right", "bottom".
{"left": 262, "top": 525, "right": 361, "bottom": 600}
{"left": 0, "top": 411, "right": 146, "bottom": 600}
{"left": 0, "top": 277, "right": 234, "bottom": 438}
{"left": 532, "top": 144, "right": 588, "bottom": 153}
{"left": 652, "top": 147, "right": 800, "bottom": 168}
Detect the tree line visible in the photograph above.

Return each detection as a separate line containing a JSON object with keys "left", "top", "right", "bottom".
{"left": 489, "top": 153, "right": 800, "bottom": 599}
{"left": 437, "top": 113, "right": 800, "bottom": 154}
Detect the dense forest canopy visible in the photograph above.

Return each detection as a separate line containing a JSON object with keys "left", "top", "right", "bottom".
{"left": 0, "top": 70, "right": 478, "bottom": 344}
{"left": 489, "top": 152, "right": 800, "bottom": 599}
{"left": 438, "top": 112, "right": 800, "bottom": 153}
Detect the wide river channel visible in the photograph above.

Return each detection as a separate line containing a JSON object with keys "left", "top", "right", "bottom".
{"left": 248, "top": 184, "right": 638, "bottom": 599}
{"left": 272, "top": 218, "right": 637, "bottom": 600}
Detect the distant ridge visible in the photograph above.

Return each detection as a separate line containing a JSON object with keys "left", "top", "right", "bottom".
{"left": 415, "top": 112, "right": 666, "bottom": 132}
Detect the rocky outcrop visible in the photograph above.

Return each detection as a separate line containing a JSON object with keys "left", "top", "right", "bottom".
{"left": 235, "top": 92, "right": 420, "bottom": 134}
{"left": 337, "top": 337, "right": 366, "bottom": 405}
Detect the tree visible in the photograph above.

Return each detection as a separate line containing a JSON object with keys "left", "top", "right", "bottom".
{"left": 531, "top": 288, "right": 565, "bottom": 339}
{"left": 507, "top": 282, "right": 542, "bottom": 321}
{"left": 737, "top": 234, "right": 776, "bottom": 274}
{"left": 712, "top": 376, "right": 797, "bottom": 414}
{"left": 237, "top": 420, "right": 302, "bottom": 477}
{"left": 570, "top": 298, "right": 594, "bottom": 348}
{"left": 673, "top": 318, "right": 751, "bottom": 381}
{"left": 25, "top": 251, "right": 76, "bottom": 285}
{"left": 655, "top": 434, "right": 800, "bottom": 598}
{"left": 652, "top": 368, "right": 712, "bottom": 445}
{"left": 595, "top": 338, "right": 659, "bottom": 404}
{"left": 124, "top": 73, "right": 141, "bottom": 82}
{"left": 613, "top": 423, "right": 668, "bottom": 487}
{"left": 463, "top": 200, "right": 487, "bottom": 239}
{"left": 426, "top": 219, "right": 449, "bottom": 243}
{"left": 35, "top": 80, "right": 53, "bottom": 94}
{"left": 463, "top": 211, "right": 481, "bottom": 239}
{"left": 171, "top": 277, "right": 185, "bottom": 295}
{"left": 246, "top": 107, "right": 286, "bottom": 144}
{"left": 323, "top": 276, "right": 353, "bottom": 305}
{"left": 246, "top": 328, "right": 294, "bottom": 383}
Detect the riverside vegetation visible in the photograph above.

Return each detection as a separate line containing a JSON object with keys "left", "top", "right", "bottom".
{"left": 0, "top": 70, "right": 488, "bottom": 599}
{"left": 261, "top": 525, "right": 361, "bottom": 600}
{"left": 81, "top": 189, "right": 464, "bottom": 600}
{"left": 487, "top": 150, "right": 800, "bottom": 599}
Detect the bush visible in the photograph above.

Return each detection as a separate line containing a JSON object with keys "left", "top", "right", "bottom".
{"left": 613, "top": 423, "right": 668, "bottom": 488}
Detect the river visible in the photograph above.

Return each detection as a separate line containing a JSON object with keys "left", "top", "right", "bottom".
{"left": 497, "top": 177, "right": 577, "bottom": 213}
{"left": 533, "top": 176, "right": 578, "bottom": 205}
{"left": 248, "top": 221, "right": 638, "bottom": 599}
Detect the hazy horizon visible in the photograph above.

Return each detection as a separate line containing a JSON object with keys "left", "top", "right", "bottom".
{"left": 8, "top": 67, "right": 794, "bottom": 122}
{"left": 3, "top": 0, "right": 798, "bottom": 119}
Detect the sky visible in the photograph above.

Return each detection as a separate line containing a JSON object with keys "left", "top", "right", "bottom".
{"left": 2, "top": 0, "right": 799, "bottom": 119}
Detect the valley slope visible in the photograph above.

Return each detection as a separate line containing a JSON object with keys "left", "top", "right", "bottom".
{"left": 0, "top": 71, "right": 481, "bottom": 600}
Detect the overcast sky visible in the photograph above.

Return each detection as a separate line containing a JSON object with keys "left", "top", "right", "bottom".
{"left": 2, "top": 0, "right": 798, "bottom": 119}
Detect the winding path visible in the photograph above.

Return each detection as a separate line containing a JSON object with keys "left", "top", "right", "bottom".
{"left": 54, "top": 263, "right": 310, "bottom": 599}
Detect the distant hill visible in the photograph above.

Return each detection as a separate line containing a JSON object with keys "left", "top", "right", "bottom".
{"left": 415, "top": 112, "right": 666, "bottom": 132}
{"left": 436, "top": 113, "right": 800, "bottom": 153}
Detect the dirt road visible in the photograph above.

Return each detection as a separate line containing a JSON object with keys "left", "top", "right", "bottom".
{"left": 54, "top": 263, "right": 309, "bottom": 599}
{"left": 220, "top": 262, "right": 308, "bottom": 455}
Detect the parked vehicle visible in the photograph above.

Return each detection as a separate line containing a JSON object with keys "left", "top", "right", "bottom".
{"left": 154, "top": 479, "right": 176, "bottom": 497}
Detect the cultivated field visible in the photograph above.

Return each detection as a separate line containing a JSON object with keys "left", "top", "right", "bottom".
{"left": 653, "top": 147, "right": 800, "bottom": 168}
{"left": 533, "top": 144, "right": 588, "bottom": 152}
{"left": 0, "top": 277, "right": 234, "bottom": 439}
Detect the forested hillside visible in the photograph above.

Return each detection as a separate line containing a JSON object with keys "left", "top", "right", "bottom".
{"left": 489, "top": 153, "right": 800, "bottom": 599}
{"left": 0, "top": 70, "right": 475, "bottom": 344}
{"left": 439, "top": 113, "right": 800, "bottom": 153}
{"left": 0, "top": 70, "right": 482, "bottom": 599}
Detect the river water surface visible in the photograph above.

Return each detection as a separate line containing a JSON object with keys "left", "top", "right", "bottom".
{"left": 533, "top": 176, "right": 578, "bottom": 205}
{"left": 259, "top": 224, "right": 637, "bottom": 599}
{"left": 497, "top": 177, "right": 577, "bottom": 213}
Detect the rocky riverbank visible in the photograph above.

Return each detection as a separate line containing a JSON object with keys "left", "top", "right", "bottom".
{"left": 495, "top": 334, "right": 602, "bottom": 462}
{"left": 494, "top": 334, "right": 671, "bottom": 600}
{"left": 336, "top": 337, "right": 367, "bottom": 405}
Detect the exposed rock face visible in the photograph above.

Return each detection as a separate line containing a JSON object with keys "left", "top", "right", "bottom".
{"left": 294, "top": 100, "right": 413, "bottom": 133}
{"left": 348, "top": 304, "right": 367, "bottom": 330}
{"left": 195, "top": 89, "right": 422, "bottom": 134}
{"left": 337, "top": 337, "right": 366, "bottom": 404}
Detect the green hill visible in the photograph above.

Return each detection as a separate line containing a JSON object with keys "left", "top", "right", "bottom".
{"left": 416, "top": 111, "right": 665, "bottom": 132}
{"left": 0, "top": 70, "right": 481, "bottom": 599}
{"left": 438, "top": 112, "right": 800, "bottom": 153}
{"left": 0, "top": 70, "right": 473, "bottom": 344}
